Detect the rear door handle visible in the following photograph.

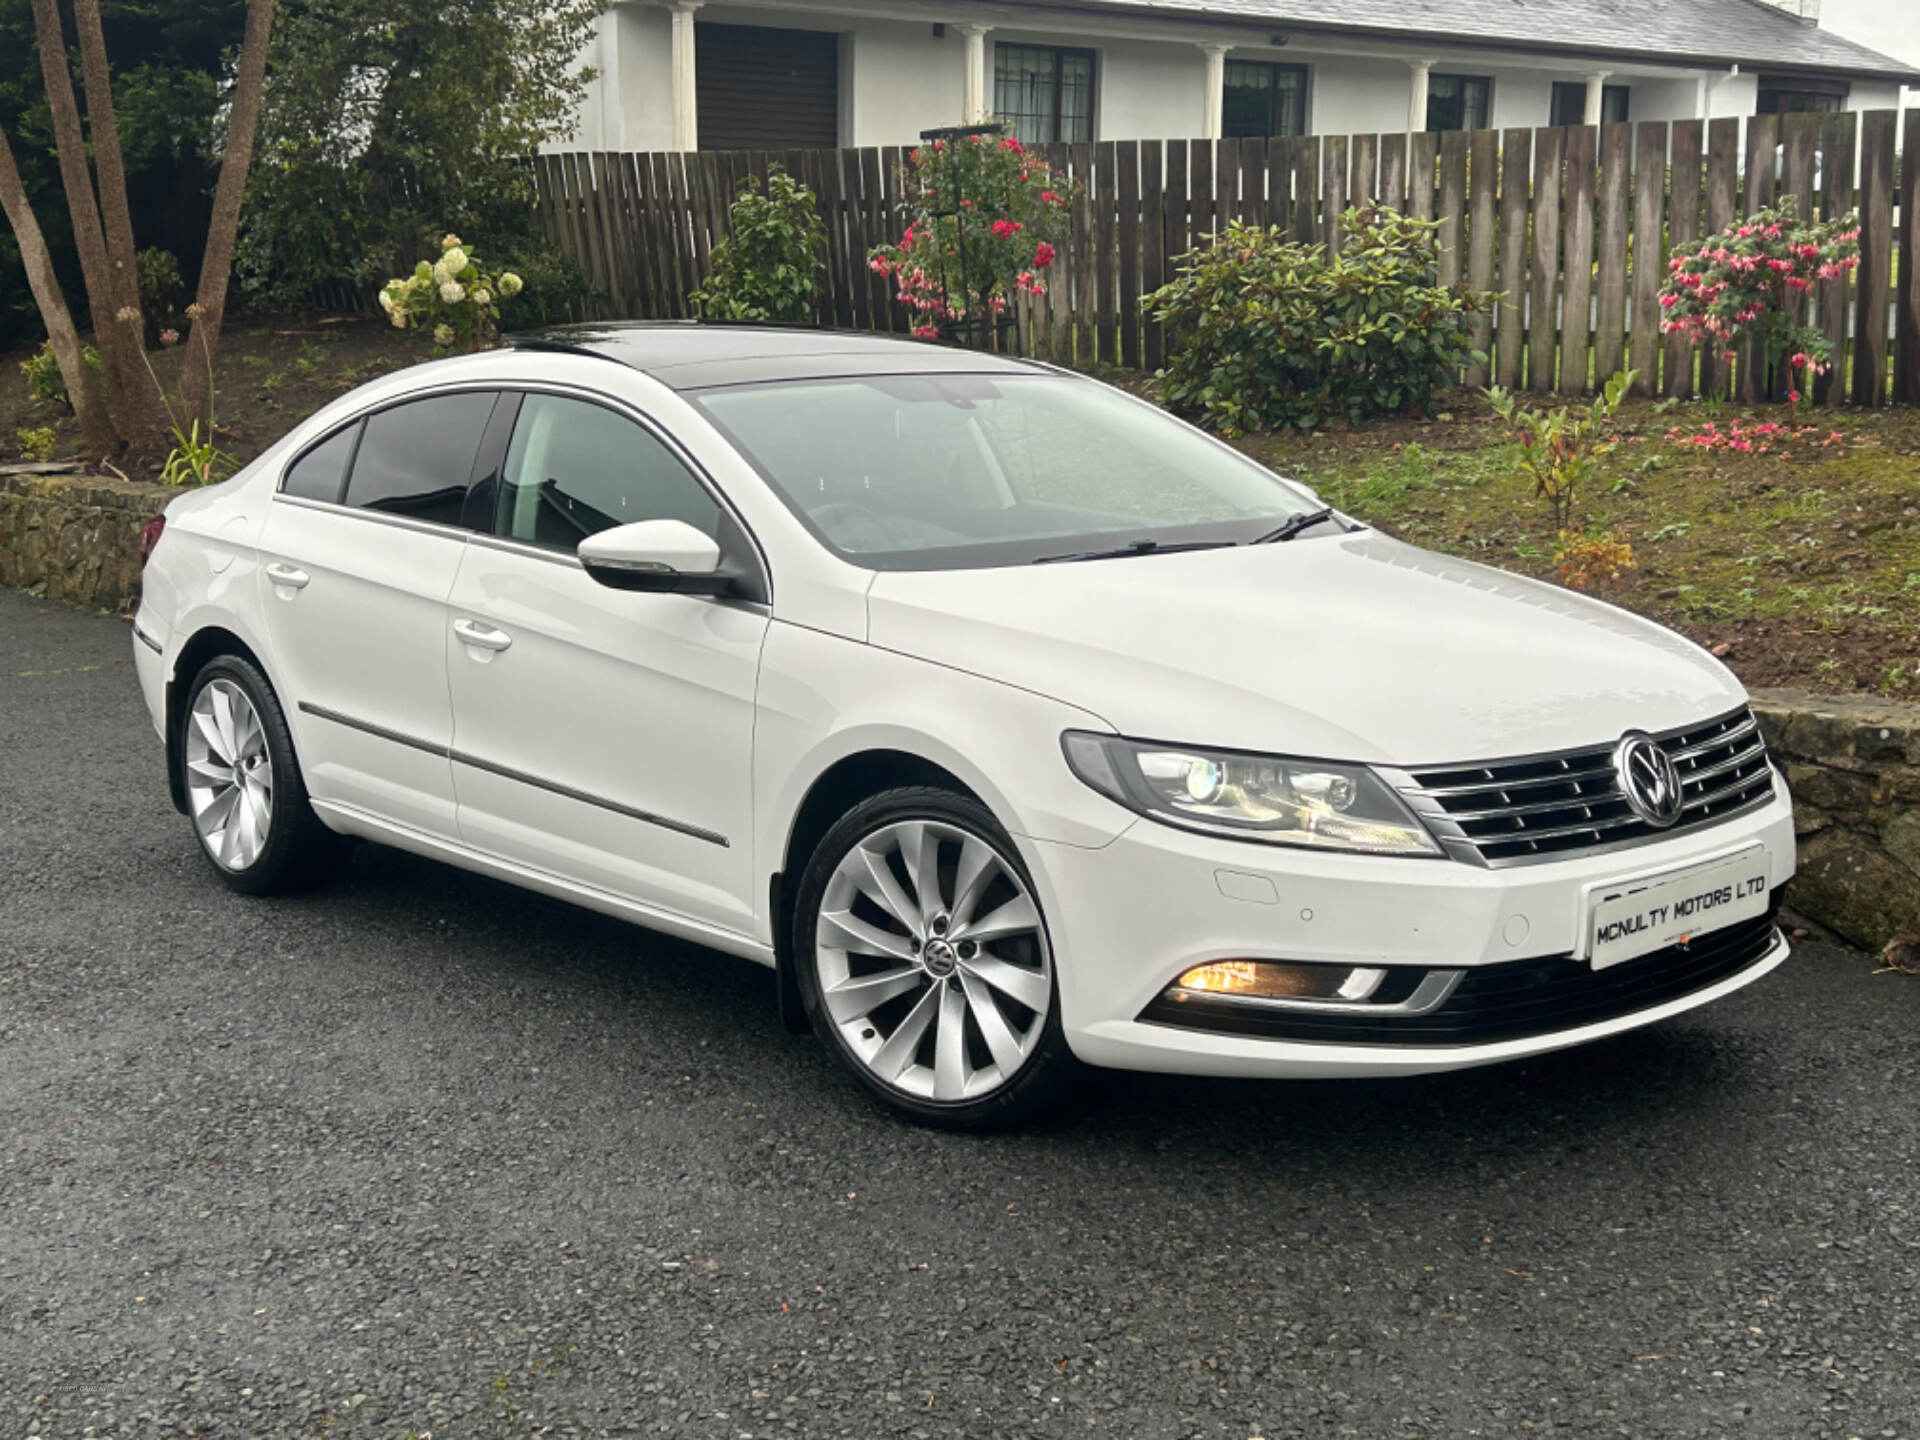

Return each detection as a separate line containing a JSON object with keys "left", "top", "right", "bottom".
{"left": 452, "top": 618, "right": 513, "bottom": 652}
{"left": 264, "top": 562, "right": 310, "bottom": 590}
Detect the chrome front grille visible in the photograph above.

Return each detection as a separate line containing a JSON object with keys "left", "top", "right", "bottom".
{"left": 1391, "top": 707, "right": 1775, "bottom": 866}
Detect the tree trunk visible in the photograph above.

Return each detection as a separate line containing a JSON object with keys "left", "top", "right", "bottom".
{"left": 29, "top": 0, "right": 166, "bottom": 454}
{"left": 71, "top": 0, "right": 145, "bottom": 332}
{"left": 178, "top": 0, "right": 275, "bottom": 432}
{"left": 0, "top": 125, "right": 117, "bottom": 453}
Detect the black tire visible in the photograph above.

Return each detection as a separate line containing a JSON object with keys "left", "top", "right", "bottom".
{"left": 792, "top": 785, "right": 1079, "bottom": 1130}
{"left": 179, "top": 654, "right": 351, "bottom": 895}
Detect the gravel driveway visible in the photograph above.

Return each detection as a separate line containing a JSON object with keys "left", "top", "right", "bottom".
{"left": 3, "top": 585, "right": 1918, "bottom": 1440}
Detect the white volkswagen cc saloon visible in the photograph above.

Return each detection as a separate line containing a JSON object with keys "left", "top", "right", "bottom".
{"left": 132, "top": 325, "right": 1793, "bottom": 1127}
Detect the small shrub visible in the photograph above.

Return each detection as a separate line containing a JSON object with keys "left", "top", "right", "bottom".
{"left": 1146, "top": 206, "right": 1491, "bottom": 434}
{"left": 691, "top": 166, "right": 826, "bottom": 323}
{"left": 1659, "top": 195, "right": 1860, "bottom": 416}
{"left": 1553, "top": 526, "right": 1637, "bottom": 592}
{"left": 15, "top": 425, "right": 56, "bottom": 462}
{"left": 159, "top": 419, "right": 237, "bottom": 488}
{"left": 136, "top": 247, "right": 185, "bottom": 343}
{"left": 19, "top": 341, "right": 102, "bottom": 410}
{"left": 379, "top": 234, "right": 524, "bottom": 354}
{"left": 868, "top": 132, "right": 1071, "bottom": 340}
{"left": 1486, "top": 368, "right": 1637, "bottom": 535}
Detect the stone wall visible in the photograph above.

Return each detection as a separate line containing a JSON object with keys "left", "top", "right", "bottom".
{"left": 0, "top": 467, "right": 179, "bottom": 613}
{"left": 1752, "top": 689, "right": 1920, "bottom": 952}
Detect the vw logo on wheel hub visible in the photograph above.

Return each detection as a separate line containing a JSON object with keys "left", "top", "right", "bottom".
{"left": 922, "top": 938, "right": 958, "bottom": 977}
{"left": 1613, "top": 732, "right": 1684, "bottom": 827}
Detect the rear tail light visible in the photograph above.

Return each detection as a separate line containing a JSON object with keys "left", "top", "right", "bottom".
{"left": 139, "top": 515, "right": 165, "bottom": 568}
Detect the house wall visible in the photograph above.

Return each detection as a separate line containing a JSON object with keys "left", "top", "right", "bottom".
{"left": 1819, "top": 0, "right": 1920, "bottom": 104}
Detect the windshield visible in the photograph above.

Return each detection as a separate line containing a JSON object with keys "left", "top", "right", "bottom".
{"left": 691, "top": 373, "right": 1320, "bottom": 569}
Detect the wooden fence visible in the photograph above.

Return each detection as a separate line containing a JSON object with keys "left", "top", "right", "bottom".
{"left": 532, "top": 109, "right": 1920, "bottom": 406}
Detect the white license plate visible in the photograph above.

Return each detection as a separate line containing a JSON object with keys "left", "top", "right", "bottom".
{"left": 1584, "top": 847, "right": 1773, "bottom": 971}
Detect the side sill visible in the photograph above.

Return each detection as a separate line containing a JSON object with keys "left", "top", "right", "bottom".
{"left": 309, "top": 799, "right": 776, "bottom": 969}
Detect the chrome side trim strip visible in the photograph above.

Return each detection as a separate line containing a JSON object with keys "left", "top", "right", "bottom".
{"left": 297, "top": 701, "right": 449, "bottom": 757}
{"left": 273, "top": 492, "right": 473, "bottom": 542}
{"left": 447, "top": 748, "right": 727, "bottom": 847}
{"left": 466, "top": 532, "right": 585, "bottom": 569}
{"left": 132, "top": 622, "right": 164, "bottom": 654}
{"left": 295, "top": 701, "right": 728, "bottom": 848}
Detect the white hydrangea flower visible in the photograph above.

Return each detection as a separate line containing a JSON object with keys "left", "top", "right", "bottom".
{"left": 470, "top": 287, "right": 492, "bottom": 306}
{"left": 433, "top": 324, "right": 455, "bottom": 348}
{"left": 439, "top": 280, "right": 466, "bottom": 304}
{"left": 498, "top": 272, "right": 523, "bottom": 297}
{"left": 390, "top": 310, "right": 408, "bottom": 329}
{"left": 377, "top": 288, "right": 395, "bottom": 312}
{"left": 440, "top": 247, "right": 468, "bottom": 274}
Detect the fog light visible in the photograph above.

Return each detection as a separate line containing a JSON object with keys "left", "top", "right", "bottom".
{"left": 1170, "top": 961, "right": 1385, "bottom": 1002}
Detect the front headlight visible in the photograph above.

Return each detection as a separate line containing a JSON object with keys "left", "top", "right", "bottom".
{"left": 1062, "top": 732, "right": 1441, "bottom": 856}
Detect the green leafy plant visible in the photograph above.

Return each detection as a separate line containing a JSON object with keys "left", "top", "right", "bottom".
{"left": 159, "top": 419, "right": 236, "bottom": 487}
{"left": 1487, "top": 368, "right": 1637, "bottom": 589}
{"left": 868, "top": 131, "right": 1071, "bottom": 341}
{"left": 20, "top": 340, "right": 102, "bottom": 410}
{"left": 1145, "top": 206, "right": 1492, "bottom": 435}
{"left": 691, "top": 166, "right": 826, "bottom": 323}
{"left": 1659, "top": 195, "right": 1860, "bottom": 417}
{"left": 135, "top": 247, "right": 185, "bottom": 344}
{"left": 15, "top": 425, "right": 56, "bottom": 462}
{"left": 379, "top": 233, "right": 524, "bottom": 353}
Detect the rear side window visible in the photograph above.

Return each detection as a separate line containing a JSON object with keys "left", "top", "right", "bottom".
{"left": 343, "top": 391, "right": 497, "bottom": 526}
{"left": 281, "top": 422, "right": 359, "bottom": 503}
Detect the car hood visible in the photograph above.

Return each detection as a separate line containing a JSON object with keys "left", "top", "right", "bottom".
{"left": 865, "top": 531, "right": 1745, "bottom": 765}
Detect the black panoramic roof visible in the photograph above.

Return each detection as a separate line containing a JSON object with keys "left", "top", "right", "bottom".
{"left": 512, "top": 322, "right": 1049, "bottom": 391}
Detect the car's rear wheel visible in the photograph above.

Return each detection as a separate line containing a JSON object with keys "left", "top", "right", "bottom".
{"left": 793, "top": 786, "right": 1076, "bottom": 1129}
{"left": 181, "top": 655, "right": 348, "bottom": 894}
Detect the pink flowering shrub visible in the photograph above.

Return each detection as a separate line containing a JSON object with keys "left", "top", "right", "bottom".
{"left": 1658, "top": 195, "right": 1859, "bottom": 418}
{"left": 1664, "top": 419, "right": 1850, "bottom": 454}
{"left": 868, "top": 133, "right": 1072, "bottom": 340}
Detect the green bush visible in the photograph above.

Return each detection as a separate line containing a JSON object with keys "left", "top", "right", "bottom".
{"left": 691, "top": 166, "right": 826, "bottom": 324}
{"left": 136, "top": 247, "right": 185, "bottom": 342}
{"left": 19, "top": 341, "right": 103, "bottom": 411}
{"left": 1145, "top": 206, "right": 1492, "bottom": 434}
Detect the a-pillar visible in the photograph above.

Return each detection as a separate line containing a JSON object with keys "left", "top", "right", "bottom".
{"left": 670, "top": 0, "right": 702, "bottom": 151}
{"left": 961, "top": 24, "right": 993, "bottom": 125}
{"left": 1199, "top": 44, "right": 1229, "bottom": 140}
{"left": 1407, "top": 58, "right": 1432, "bottom": 135}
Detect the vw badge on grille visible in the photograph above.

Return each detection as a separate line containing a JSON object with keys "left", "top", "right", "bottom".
{"left": 1613, "top": 732, "right": 1684, "bottom": 827}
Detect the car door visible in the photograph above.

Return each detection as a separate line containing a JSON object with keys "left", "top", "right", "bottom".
{"left": 444, "top": 389, "right": 770, "bottom": 937}
{"left": 257, "top": 388, "right": 501, "bottom": 838}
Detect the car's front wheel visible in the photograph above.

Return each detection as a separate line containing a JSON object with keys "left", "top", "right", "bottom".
{"left": 180, "top": 655, "right": 348, "bottom": 895}
{"left": 793, "top": 786, "right": 1076, "bottom": 1129}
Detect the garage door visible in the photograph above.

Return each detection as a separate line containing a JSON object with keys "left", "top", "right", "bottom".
{"left": 696, "top": 24, "right": 840, "bottom": 152}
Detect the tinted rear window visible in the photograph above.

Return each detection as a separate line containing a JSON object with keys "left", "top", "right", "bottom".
{"left": 344, "top": 392, "right": 496, "bottom": 526}
{"left": 281, "top": 422, "right": 359, "bottom": 503}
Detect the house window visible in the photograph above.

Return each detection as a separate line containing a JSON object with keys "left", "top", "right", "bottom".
{"left": 1426, "top": 73, "right": 1490, "bottom": 132}
{"left": 1222, "top": 60, "right": 1308, "bottom": 138}
{"left": 1550, "top": 81, "right": 1629, "bottom": 127}
{"left": 994, "top": 44, "right": 1095, "bottom": 145}
{"left": 695, "top": 23, "right": 840, "bottom": 150}
{"left": 1755, "top": 74, "right": 1849, "bottom": 114}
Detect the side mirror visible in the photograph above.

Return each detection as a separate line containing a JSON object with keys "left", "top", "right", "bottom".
{"left": 579, "top": 519, "right": 726, "bottom": 594}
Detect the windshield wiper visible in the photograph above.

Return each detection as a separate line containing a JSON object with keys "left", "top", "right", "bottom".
{"left": 1032, "top": 538, "right": 1237, "bottom": 565}
{"left": 1251, "top": 506, "right": 1342, "bottom": 544}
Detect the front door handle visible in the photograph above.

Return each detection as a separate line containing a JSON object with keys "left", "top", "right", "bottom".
{"left": 452, "top": 618, "right": 513, "bottom": 652}
{"left": 265, "top": 562, "right": 310, "bottom": 589}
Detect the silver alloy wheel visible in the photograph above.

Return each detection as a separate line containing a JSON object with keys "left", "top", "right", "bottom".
{"left": 185, "top": 677, "right": 274, "bottom": 872}
{"left": 815, "top": 819, "right": 1052, "bottom": 1102}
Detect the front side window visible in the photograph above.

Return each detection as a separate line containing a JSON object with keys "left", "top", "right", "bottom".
{"left": 1223, "top": 61, "right": 1307, "bottom": 139}
{"left": 343, "top": 391, "right": 496, "bottom": 526}
{"left": 495, "top": 393, "right": 720, "bottom": 553}
{"left": 1427, "top": 74, "right": 1490, "bottom": 132}
{"left": 993, "top": 44, "right": 1094, "bottom": 145}
{"left": 1756, "top": 74, "right": 1848, "bottom": 114}
{"left": 693, "top": 374, "right": 1318, "bottom": 569}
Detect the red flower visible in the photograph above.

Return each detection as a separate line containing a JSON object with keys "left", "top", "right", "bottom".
{"left": 999, "top": 137, "right": 1025, "bottom": 153}
{"left": 991, "top": 218, "right": 1022, "bottom": 239}
{"left": 1033, "top": 241, "right": 1056, "bottom": 268}
{"left": 1040, "top": 191, "right": 1059, "bottom": 204}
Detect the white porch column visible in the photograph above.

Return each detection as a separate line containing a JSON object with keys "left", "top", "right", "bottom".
{"left": 1583, "top": 71, "right": 1610, "bottom": 126}
{"left": 1199, "top": 44, "right": 1229, "bottom": 140}
{"left": 961, "top": 24, "right": 992, "bottom": 124}
{"left": 597, "top": 6, "right": 625, "bottom": 150}
{"left": 1407, "top": 58, "right": 1432, "bottom": 135}
{"left": 669, "top": 0, "right": 702, "bottom": 152}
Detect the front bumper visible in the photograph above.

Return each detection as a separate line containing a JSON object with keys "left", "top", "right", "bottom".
{"left": 1025, "top": 778, "right": 1796, "bottom": 1079}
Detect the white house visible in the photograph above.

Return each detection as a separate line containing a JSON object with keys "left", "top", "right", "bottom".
{"left": 556, "top": 0, "right": 1918, "bottom": 155}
